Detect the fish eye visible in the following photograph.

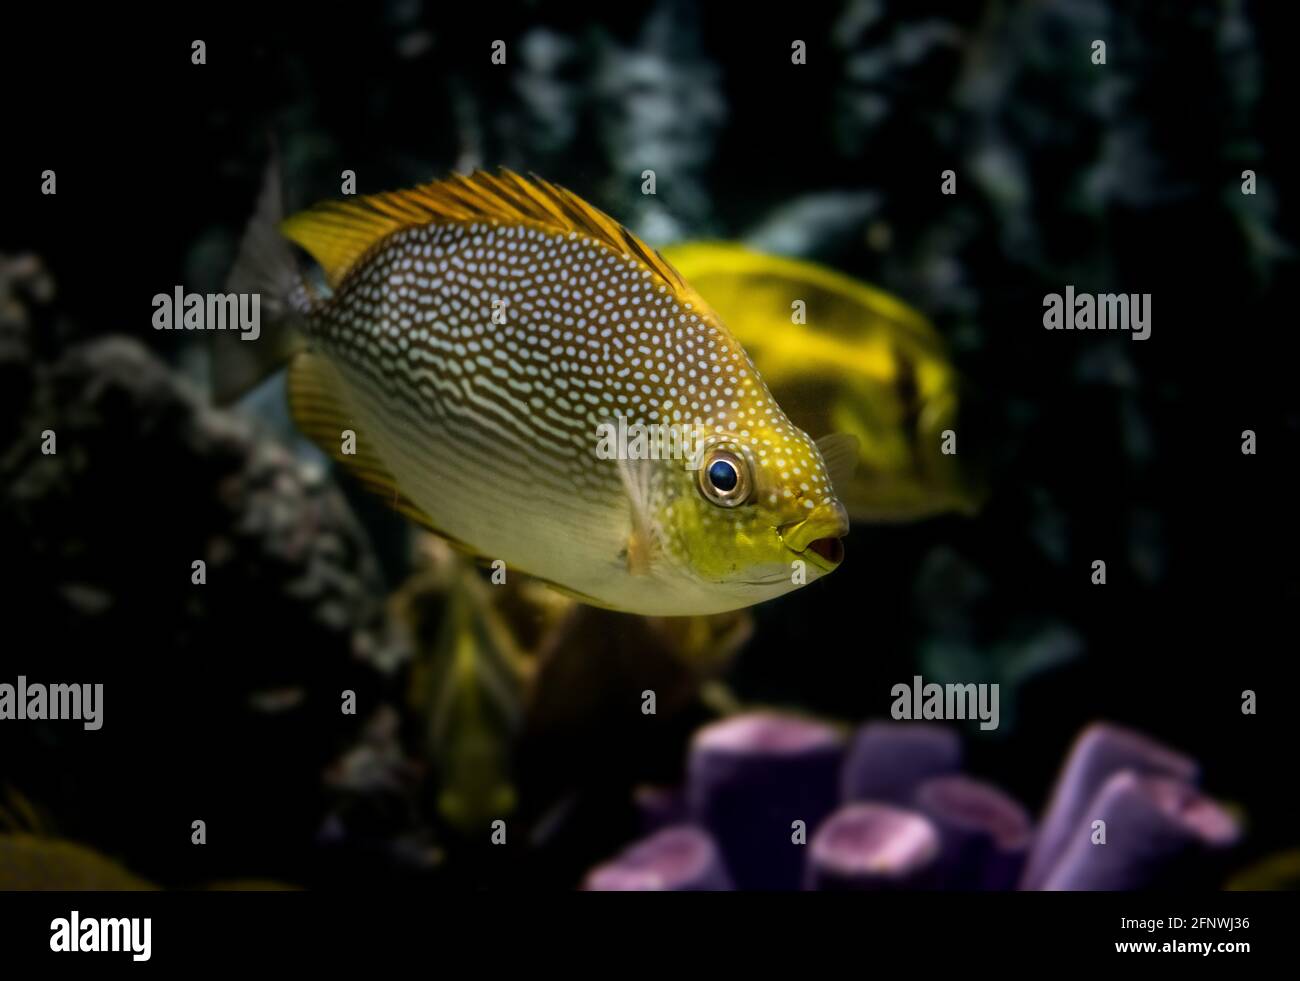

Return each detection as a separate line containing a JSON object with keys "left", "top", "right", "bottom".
{"left": 697, "top": 449, "right": 752, "bottom": 507}
{"left": 708, "top": 459, "right": 738, "bottom": 491}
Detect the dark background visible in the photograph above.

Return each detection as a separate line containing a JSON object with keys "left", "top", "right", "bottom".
{"left": 1, "top": 1, "right": 1296, "bottom": 890}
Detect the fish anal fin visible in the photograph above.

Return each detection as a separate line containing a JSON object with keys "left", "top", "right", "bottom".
{"left": 529, "top": 574, "right": 620, "bottom": 611}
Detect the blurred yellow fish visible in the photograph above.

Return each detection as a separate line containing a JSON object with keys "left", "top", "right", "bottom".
{"left": 0, "top": 834, "right": 154, "bottom": 890}
{"left": 400, "top": 550, "right": 524, "bottom": 832}
{"left": 223, "top": 169, "right": 852, "bottom": 615}
{"left": 425, "top": 594, "right": 518, "bottom": 832}
{"left": 662, "top": 242, "right": 983, "bottom": 522}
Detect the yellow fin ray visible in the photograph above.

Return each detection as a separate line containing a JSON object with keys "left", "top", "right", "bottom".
{"left": 281, "top": 169, "right": 690, "bottom": 295}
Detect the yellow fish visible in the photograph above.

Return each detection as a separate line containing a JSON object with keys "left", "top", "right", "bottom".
{"left": 0, "top": 834, "right": 154, "bottom": 890}
{"left": 223, "top": 168, "right": 851, "bottom": 615}
{"left": 662, "top": 242, "right": 983, "bottom": 522}
{"left": 400, "top": 557, "right": 523, "bottom": 833}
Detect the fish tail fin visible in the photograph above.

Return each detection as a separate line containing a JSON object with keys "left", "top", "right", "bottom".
{"left": 213, "top": 145, "right": 310, "bottom": 404}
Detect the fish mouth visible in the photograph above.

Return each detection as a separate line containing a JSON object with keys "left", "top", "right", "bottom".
{"left": 780, "top": 502, "right": 850, "bottom": 573}
{"left": 807, "top": 536, "right": 845, "bottom": 567}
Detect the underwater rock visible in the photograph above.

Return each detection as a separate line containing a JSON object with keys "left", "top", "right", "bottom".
{"left": 324, "top": 705, "right": 414, "bottom": 795}
{"left": 840, "top": 721, "right": 963, "bottom": 805}
{"left": 0, "top": 254, "right": 60, "bottom": 446}
{"left": 912, "top": 775, "right": 1032, "bottom": 890}
{"left": 583, "top": 825, "right": 732, "bottom": 892}
{"left": 1021, "top": 722, "right": 1198, "bottom": 889}
{"left": 1039, "top": 772, "right": 1240, "bottom": 891}
{"left": 0, "top": 255, "right": 51, "bottom": 360}
{"left": 804, "top": 803, "right": 941, "bottom": 891}
{"left": 0, "top": 322, "right": 402, "bottom": 885}
{"left": 687, "top": 712, "right": 845, "bottom": 890}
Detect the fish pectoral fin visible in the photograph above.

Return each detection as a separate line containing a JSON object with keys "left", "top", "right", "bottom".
{"left": 815, "top": 432, "right": 861, "bottom": 497}
{"left": 287, "top": 352, "right": 469, "bottom": 545}
{"left": 612, "top": 454, "right": 660, "bottom": 576}
{"left": 624, "top": 528, "right": 655, "bottom": 576}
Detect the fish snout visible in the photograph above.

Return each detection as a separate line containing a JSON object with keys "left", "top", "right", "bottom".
{"left": 780, "top": 501, "right": 849, "bottom": 571}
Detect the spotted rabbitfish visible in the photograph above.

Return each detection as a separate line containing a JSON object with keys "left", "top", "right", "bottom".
{"left": 223, "top": 168, "right": 852, "bottom": 615}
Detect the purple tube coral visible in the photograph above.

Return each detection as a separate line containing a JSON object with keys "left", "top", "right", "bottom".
{"left": 840, "top": 721, "right": 962, "bottom": 805}
{"left": 1021, "top": 722, "right": 1198, "bottom": 889}
{"left": 804, "top": 803, "right": 941, "bottom": 891}
{"left": 913, "top": 775, "right": 1032, "bottom": 890}
{"left": 583, "top": 826, "right": 733, "bottom": 891}
{"left": 687, "top": 713, "right": 845, "bottom": 890}
{"left": 1039, "top": 772, "right": 1240, "bottom": 890}
{"left": 585, "top": 717, "right": 1237, "bottom": 891}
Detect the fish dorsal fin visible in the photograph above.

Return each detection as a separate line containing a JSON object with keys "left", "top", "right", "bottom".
{"left": 287, "top": 352, "right": 466, "bottom": 542}
{"left": 815, "top": 433, "right": 860, "bottom": 497}
{"left": 280, "top": 169, "right": 691, "bottom": 295}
